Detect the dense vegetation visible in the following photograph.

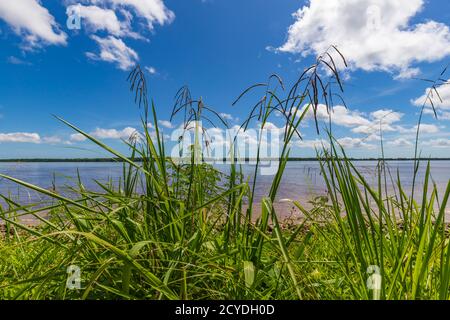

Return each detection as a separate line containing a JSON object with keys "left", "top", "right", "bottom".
{"left": 0, "top": 50, "right": 449, "bottom": 300}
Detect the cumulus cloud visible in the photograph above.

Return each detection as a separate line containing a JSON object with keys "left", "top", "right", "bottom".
{"left": 70, "top": 133, "right": 87, "bottom": 142}
{"left": 277, "top": 0, "right": 450, "bottom": 78}
{"left": 426, "top": 138, "right": 450, "bottom": 148}
{"left": 68, "top": 0, "right": 174, "bottom": 30}
{"left": 352, "top": 109, "right": 403, "bottom": 134}
{"left": 70, "top": 127, "right": 140, "bottom": 142}
{"left": 440, "top": 112, "right": 450, "bottom": 120}
{"left": 412, "top": 79, "right": 450, "bottom": 117}
{"left": 67, "top": 4, "right": 128, "bottom": 37}
{"left": 327, "top": 106, "right": 371, "bottom": 127}
{"left": 219, "top": 113, "right": 233, "bottom": 121}
{"left": 337, "top": 137, "right": 376, "bottom": 149}
{"left": 292, "top": 104, "right": 443, "bottom": 150}
{"left": 87, "top": 35, "right": 139, "bottom": 70}
{"left": 91, "top": 127, "right": 139, "bottom": 139}
{"left": 371, "top": 109, "right": 403, "bottom": 123}
{"left": 387, "top": 138, "right": 413, "bottom": 147}
{"left": 66, "top": 0, "right": 174, "bottom": 69}
{"left": 0, "top": 132, "right": 62, "bottom": 144}
{"left": 0, "top": 0, "right": 67, "bottom": 48}
{"left": 296, "top": 139, "right": 330, "bottom": 149}
{"left": 261, "top": 122, "right": 284, "bottom": 133}
{"left": 295, "top": 105, "right": 418, "bottom": 144}
{"left": 219, "top": 113, "right": 239, "bottom": 122}
{"left": 102, "top": 0, "right": 175, "bottom": 30}
{"left": 0, "top": 132, "right": 41, "bottom": 143}
{"left": 299, "top": 104, "right": 371, "bottom": 128}
{"left": 397, "top": 123, "right": 441, "bottom": 134}
{"left": 158, "top": 120, "right": 174, "bottom": 129}
{"left": 414, "top": 124, "right": 440, "bottom": 134}
{"left": 1, "top": 0, "right": 174, "bottom": 68}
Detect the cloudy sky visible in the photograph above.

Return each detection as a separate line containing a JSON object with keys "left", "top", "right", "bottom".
{"left": 0, "top": 0, "right": 449, "bottom": 158}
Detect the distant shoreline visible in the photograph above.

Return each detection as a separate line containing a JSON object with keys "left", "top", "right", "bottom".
{"left": 0, "top": 157, "right": 449, "bottom": 163}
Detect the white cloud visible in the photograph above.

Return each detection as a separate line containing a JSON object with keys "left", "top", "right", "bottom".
{"left": 295, "top": 104, "right": 442, "bottom": 144}
{"left": 412, "top": 79, "right": 450, "bottom": 111}
{"left": 158, "top": 120, "right": 174, "bottom": 129}
{"left": 70, "top": 133, "right": 87, "bottom": 142}
{"left": 70, "top": 127, "right": 140, "bottom": 141}
{"left": 337, "top": 137, "right": 376, "bottom": 149}
{"left": 371, "top": 109, "right": 403, "bottom": 123}
{"left": 0, "top": 132, "right": 63, "bottom": 144}
{"left": 261, "top": 122, "right": 283, "bottom": 132}
{"left": 426, "top": 138, "right": 450, "bottom": 148}
{"left": 145, "top": 66, "right": 157, "bottom": 74}
{"left": 329, "top": 106, "right": 371, "bottom": 127}
{"left": 415, "top": 124, "right": 440, "bottom": 134}
{"left": 0, "top": 132, "right": 41, "bottom": 143}
{"left": 365, "top": 134, "right": 381, "bottom": 142}
{"left": 87, "top": 35, "right": 139, "bottom": 70}
{"left": 299, "top": 104, "right": 371, "bottom": 128}
{"left": 0, "top": 1, "right": 173, "bottom": 69}
{"left": 69, "top": 0, "right": 174, "bottom": 30}
{"left": 91, "top": 126, "right": 139, "bottom": 139}
{"left": 352, "top": 109, "right": 403, "bottom": 134}
{"left": 394, "top": 68, "right": 421, "bottom": 80}
{"left": 440, "top": 112, "right": 450, "bottom": 121}
{"left": 102, "top": 0, "right": 175, "bottom": 30}
{"left": 0, "top": 0, "right": 67, "bottom": 47}
{"left": 296, "top": 139, "right": 330, "bottom": 149}
{"left": 67, "top": 4, "right": 127, "bottom": 36}
{"left": 277, "top": 0, "right": 450, "bottom": 78}
{"left": 397, "top": 123, "right": 441, "bottom": 134}
{"left": 296, "top": 105, "right": 414, "bottom": 139}
{"left": 219, "top": 113, "right": 238, "bottom": 122}
{"left": 387, "top": 138, "right": 412, "bottom": 147}
{"left": 64, "top": 0, "right": 174, "bottom": 69}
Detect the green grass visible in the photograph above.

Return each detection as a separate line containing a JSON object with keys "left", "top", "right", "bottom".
{"left": 0, "top": 51, "right": 449, "bottom": 300}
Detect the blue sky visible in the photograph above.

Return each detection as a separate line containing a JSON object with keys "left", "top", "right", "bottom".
{"left": 0, "top": 0, "right": 449, "bottom": 159}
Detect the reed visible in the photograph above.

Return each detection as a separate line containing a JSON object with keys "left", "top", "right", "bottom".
{"left": 0, "top": 50, "right": 448, "bottom": 300}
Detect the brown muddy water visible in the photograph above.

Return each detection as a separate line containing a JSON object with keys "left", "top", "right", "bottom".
{"left": 0, "top": 160, "right": 448, "bottom": 223}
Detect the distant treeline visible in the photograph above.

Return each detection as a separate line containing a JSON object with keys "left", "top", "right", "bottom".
{"left": 0, "top": 157, "right": 449, "bottom": 163}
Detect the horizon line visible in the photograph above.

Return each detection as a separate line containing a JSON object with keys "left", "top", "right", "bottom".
{"left": 0, "top": 157, "right": 449, "bottom": 163}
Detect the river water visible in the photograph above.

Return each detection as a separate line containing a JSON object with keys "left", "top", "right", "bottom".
{"left": 0, "top": 160, "right": 448, "bottom": 220}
